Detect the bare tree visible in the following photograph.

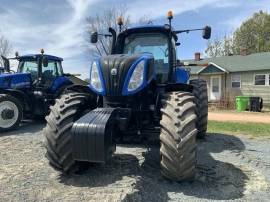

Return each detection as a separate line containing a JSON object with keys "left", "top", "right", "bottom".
{"left": 86, "top": 6, "right": 151, "bottom": 56}
{"left": 0, "top": 33, "right": 12, "bottom": 67}
{"left": 86, "top": 6, "right": 131, "bottom": 56}
{"left": 205, "top": 35, "right": 234, "bottom": 57}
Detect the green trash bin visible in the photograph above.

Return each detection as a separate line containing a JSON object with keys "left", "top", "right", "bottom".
{"left": 236, "top": 96, "right": 250, "bottom": 111}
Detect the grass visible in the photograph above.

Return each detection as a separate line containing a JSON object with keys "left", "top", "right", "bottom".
{"left": 207, "top": 120, "right": 270, "bottom": 137}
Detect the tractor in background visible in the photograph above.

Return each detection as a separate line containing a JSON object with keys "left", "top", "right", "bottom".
{"left": 0, "top": 50, "right": 88, "bottom": 131}
{"left": 44, "top": 11, "right": 210, "bottom": 181}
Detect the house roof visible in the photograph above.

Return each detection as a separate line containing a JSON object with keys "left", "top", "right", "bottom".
{"left": 184, "top": 52, "right": 270, "bottom": 74}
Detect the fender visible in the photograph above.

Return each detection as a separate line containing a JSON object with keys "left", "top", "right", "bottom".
{"left": 157, "top": 83, "right": 193, "bottom": 93}
{"left": 49, "top": 76, "right": 73, "bottom": 94}
{"left": 66, "top": 84, "right": 95, "bottom": 94}
{"left": 0, "top": 89, "right": 31, "bottom": 111}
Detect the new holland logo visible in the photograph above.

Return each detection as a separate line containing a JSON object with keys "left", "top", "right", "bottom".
{"left": 111, "top": 68, "right": 117, "bottom": 76}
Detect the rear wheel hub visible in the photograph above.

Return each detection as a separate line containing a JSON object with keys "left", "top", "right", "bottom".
{"left": 1, "top": 109, "right": 15, "bottom": 120}
{"left": 0, "top": 101, "right": 19, "bottom": 129}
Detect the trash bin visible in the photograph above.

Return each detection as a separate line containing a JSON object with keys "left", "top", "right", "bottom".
{"left": 249, "top": 97, "right": 263, "bottom": 112}
{"left": 236, "top": 96, "right": 249, "bottom": 111}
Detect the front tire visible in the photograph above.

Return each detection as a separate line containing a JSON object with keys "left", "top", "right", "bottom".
{"left": 0, "top": 94, "right": 23, "bottom": 132}
{"left": 160, "top": 92, "right": 197, "bottom": 181}
{"left": 44, "top": 92, "right": 95, "bottom": 173}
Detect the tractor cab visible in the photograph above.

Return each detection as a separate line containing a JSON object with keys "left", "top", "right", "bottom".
{"left": 115, "top": 25, "right": 178, "bottom": 84}
{"left": 17, "top": 52, "right": 64, "bottom": 89}
{"left": 90, "top": 12, "right": 211, "bottom": 92}
{"left": 0, "top": 50, "right": 72, "bottom": 93}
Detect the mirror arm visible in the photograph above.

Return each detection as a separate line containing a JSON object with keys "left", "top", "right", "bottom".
{"left": 98, "top": 33, "right": 112, "bottom": 37}
{"left": 109, "top": 27, "right": 116, "bottom": 54}
{"left": 174, "top": 28, "right": 204, "bottom": 34}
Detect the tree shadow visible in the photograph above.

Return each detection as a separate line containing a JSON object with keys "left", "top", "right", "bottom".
{"left": 0, "top": 119, "right": 45, "bottom": 137}
{"left": 59, "top": 133, "right": 248, "bottom": 201}
{"left": 123, "top": 133, "right": 248, "bottom": 201}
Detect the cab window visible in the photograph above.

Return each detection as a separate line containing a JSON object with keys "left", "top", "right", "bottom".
{"left": 42, "top": 60, "right": 63, "bottom": 79}
{"left": 19, "top": 60, "right": 38, "bottom": 80}
{"left": 122, "top": 33, "right": 169, "bottom": 83}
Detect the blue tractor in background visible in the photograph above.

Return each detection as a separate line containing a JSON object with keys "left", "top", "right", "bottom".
{"left": 44, "top": 11, "right": 210, "bottom": 181}
{"left": 0, "top": 51, "right": 88, "bottom": 131}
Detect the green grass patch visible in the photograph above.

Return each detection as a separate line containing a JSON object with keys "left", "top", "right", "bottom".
{"left": 207, "top": 120, "right": 270, "bottom": 137}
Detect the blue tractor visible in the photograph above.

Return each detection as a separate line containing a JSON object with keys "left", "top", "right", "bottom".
{"left": 44, "top": 11, "right": 210, "bottom": 181}
{"left": 0, "top": 51, "right": 88, "bottom": 131}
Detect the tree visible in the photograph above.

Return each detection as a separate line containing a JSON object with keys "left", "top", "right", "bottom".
{"left": 86, "top": 6, "right": 131, "bottom": 56}
{"left": 86, "top": 6, "right": 150, "bottom": 56}
{"left": 205, "top": 35, "right": 234, "bottom": 57}
{"left": 233, "top": 11, "right": 270, "bottom": 54}
{"left": 0, "top": 33, "right": 12, "bottom": 66}
{"left": 205, "top": 11, "right": 270, "bottom": 57}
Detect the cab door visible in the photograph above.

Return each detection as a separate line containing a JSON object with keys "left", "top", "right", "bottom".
{"left": 42, "top": 60, "right": 71, "bottom": 94}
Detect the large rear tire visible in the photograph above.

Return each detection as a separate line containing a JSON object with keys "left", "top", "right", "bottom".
{"left": 190, "top": 79, "right": 208, "bottom": 138}
{"left": 160, "top": 92, "right": 197, "bottom": 181}
{"left": 0, "top": 94, "right": 23, "bottom": 132}
{"left": 44, "top": 92, "right": 95, "bottom": 173}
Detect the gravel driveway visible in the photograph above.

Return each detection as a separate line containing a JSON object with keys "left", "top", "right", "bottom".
{"left": 0, "top": 121, "right": 270, "bottom": 201}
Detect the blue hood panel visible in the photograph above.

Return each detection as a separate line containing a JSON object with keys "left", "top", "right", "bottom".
{"left": 0, "top": 73, "right": 31, "bottom": 89}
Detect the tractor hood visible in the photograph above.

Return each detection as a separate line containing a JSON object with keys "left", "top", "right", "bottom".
{"left": 0, "top": 73, "right": 31, "bottom": 89}
{"left": 90, "top": 53, "right": 154, "bottom": 96}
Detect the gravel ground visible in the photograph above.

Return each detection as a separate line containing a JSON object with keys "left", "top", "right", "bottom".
{"left": 0, "top": 121, "right": 270, "bottom": 202}
{"left": 208, "top": 111, "right": 270, "bottom": 123}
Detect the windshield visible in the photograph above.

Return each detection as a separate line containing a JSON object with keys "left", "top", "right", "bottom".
{"left": 42, "top": 60, "right": 63, "bottom": 78}
{"left": 19, "top": 60, "right": 63, "bottom": 82}
{"left": 123, "top": 33, "right": 169, "bottom": 83}
{"left": 19, "top": 60, "right": 38, "bottom": 80}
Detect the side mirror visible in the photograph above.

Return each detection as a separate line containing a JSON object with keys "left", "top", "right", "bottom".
{"left": 203, "top": 26, "right": 211, "bottom": 39}
{"left": 42, "top": 56, "right": 48, "bottom": 67}
{"left": 91, "top": 32, "right": 98, "bottom": 43}
{"left": 1, "top": 56, "right": 10, "bottom": 72}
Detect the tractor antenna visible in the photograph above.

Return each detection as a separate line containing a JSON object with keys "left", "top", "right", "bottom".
{"left": 167, "top": 11, "right": 173, "bottom": 29}
{"left": 117, "top": 16, "right": 124, "bottom": 32}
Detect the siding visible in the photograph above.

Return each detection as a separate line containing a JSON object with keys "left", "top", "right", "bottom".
{"left": 226, "top": 70, "right": 270, "bottom": 105}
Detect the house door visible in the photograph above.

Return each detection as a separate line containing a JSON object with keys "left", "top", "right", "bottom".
{"left": 210, "top": 76, "right": 221, "bottom": 101}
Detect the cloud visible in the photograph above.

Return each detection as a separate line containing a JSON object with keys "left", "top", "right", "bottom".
{"left": 0, "top": 0, "right": 97, "bottom": 77}
{"left": 126, "top": 0, "right": 239, "bottom": 22}
{"left": 221, "top": 0, "right": 270, "bottom": 31}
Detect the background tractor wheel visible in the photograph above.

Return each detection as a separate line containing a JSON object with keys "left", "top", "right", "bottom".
{"left": 190, "top": 79, "right": 208, "bottom": 138}
{"left": 44, "top": 92, "right": 94, "bottom": 173}
{"left": 0, "top": 94, "right": 23, "bottom": 132}
{"left": 160, "top": 92, "right": 197, "bottom": 181}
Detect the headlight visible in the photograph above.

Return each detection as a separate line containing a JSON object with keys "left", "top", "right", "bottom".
{"left": 128, "top": 60, "right": 145, "bottom": 91}
{"left": 89, "top": 61, "right": 105, "bottom": 94}
{"left": 123, "top": 60, "right": 146, "bottom": 95}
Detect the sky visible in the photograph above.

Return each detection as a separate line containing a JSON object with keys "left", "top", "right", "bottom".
{"left": 0, "top": 0, "right": 269, "bottom": 78}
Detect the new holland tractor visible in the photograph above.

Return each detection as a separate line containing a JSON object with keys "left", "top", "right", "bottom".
{"left": 44, "top": 11, "right": 210, "bottom": 181}
{"left": 0, "top": 51, "right": 88, "bottom": 131}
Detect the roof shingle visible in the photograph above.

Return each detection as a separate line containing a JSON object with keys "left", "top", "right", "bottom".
{"left": 183, "top": 52, "right": 270, "bottom": 74}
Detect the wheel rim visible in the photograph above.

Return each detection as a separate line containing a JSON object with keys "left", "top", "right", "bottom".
{"left": 0, "top": 101, "right": 19, "bottom": 128}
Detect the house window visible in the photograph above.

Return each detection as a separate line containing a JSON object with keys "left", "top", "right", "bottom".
{"left": 254, "top": 74, "right": 270, "bottom": 86}
{"left": 231, "top": 74, "right": 241, "bottom": 88}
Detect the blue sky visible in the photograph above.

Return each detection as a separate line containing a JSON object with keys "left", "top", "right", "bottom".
{"left": 0, "top": 0, "right": 269, "bottom": 78}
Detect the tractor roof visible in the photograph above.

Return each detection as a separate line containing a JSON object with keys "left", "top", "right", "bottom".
{"left": 18, "top": 54, "right": 63, "bottom": 61}
{"left": 120, "top": 25, "right": 178, "bottom": 41}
